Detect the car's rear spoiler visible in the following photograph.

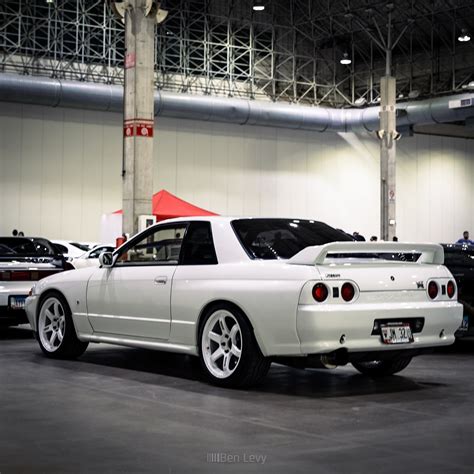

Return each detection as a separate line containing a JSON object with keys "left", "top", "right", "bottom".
{"left": 287, "top": 242, "right": 444, "bottom": 266}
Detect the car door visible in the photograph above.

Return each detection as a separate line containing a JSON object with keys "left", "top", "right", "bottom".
{"left": 86, "top": 223, "right": 188, "bottom": 340}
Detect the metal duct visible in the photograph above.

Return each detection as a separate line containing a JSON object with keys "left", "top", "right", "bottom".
{"left": 0, "top": 73, "right": 473, "bottom": 133}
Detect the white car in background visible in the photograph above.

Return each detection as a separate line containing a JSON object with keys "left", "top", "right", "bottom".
{"left": 0, "top": 237, "right": 68, "bottom": 327}
{"left": 26, "top": 217, "right": 462, "bottom": 388}
{"left": 71, "top": 245, "right": 115, "bottom": 269}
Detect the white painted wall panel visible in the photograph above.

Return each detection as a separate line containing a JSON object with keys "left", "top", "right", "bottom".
{"left": 0, "top": 102, "right": 473, "bottom": 244}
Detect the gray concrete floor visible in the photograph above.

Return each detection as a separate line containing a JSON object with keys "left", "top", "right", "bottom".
{"left": 0, "top": 327, "right": 473, "bottom": 474}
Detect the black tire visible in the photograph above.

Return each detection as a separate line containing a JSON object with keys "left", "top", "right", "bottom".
{"left": 36, "top": 292, "right": 88, "bottom": 359}
{"left": 198, "top": 303, "right": 270, "bottom": 388}
{"left": 352, "top": 356, "right": 412, "bottom": 377}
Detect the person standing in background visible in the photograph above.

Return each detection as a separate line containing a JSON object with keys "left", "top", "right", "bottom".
{"left": 456, "top": 231, "right": 474, "bottom": 245}
{"left": 12, "top": 229, "right": 18, "bottom": 236}
{"left": 352, "top": 232, "right": 366, "bottom": 241}
{"left": 370, "top": 236, "right": 378, "bottom": 242}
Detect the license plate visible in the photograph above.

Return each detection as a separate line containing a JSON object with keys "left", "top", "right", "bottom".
{"left": 9, "top": 296, "right": 26, "bottom": 310}
{"left": 459, "top": 315, "right": 469, "bottom": 331}
{"left": 381, "top": 323, "right": 413, "bottom": 344}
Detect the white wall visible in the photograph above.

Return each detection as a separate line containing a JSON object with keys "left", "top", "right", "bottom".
{"left": 0, "top": 101, "right": 473, "bottom": 243}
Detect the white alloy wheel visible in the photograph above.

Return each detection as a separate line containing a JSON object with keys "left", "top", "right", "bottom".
{"left": 202, "top": 309, "right": 243, "bottom": 379}
{"left": 38, "top": 297, "right": 66, "bottom": 352}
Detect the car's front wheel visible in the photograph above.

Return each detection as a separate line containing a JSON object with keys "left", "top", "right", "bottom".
{"left": 352, "top": 356, "right": 412, "bottom": 377}
{"left": 199, "top": 304, "right": 270, "bottom": 388}
{"left": 37, "top": 293, "right": 88, "bottom": 359}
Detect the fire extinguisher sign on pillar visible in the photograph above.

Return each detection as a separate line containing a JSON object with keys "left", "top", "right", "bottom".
{"left": 123, "top": 118, "right": 154, "bottom": 137}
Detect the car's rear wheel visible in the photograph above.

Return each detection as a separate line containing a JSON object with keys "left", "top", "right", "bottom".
{"left": 352, "top": 356, "right": 412, "bottom": 376}
{"left": 37, "top": 293, "right": 88, "bottom": 359}
{"left": 199, "top": 304, "right": 270, "bottom": 388}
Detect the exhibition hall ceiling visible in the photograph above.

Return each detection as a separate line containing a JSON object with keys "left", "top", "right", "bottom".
{"left": 0, "top": 0, "right": 473, "bottom": 106}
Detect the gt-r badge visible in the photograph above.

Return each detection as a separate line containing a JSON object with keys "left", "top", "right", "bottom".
{"left": 416, "top": 281, "right": 424, "bottom": 289}
{"left": 325, "top": 273, "right": 341, "bottom": 278}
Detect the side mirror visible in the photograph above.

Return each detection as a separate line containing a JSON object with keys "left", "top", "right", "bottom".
{"left": 99, "top": 252, "right": 114, "bottom": 268}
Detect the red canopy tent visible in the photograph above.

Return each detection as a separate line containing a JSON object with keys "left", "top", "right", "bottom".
{"left": 113, "top": 189, "right": 218, "bottom": 221}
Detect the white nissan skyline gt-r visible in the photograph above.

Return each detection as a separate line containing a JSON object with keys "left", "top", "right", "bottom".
{"left": 25, "top": 217, "right": 462, "bottom": 388}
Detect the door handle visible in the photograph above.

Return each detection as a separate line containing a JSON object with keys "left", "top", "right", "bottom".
{"left": 154, "top": 276, "right": 168, "bottom": 285}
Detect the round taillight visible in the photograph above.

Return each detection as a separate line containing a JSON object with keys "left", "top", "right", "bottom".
{"left": 312, "top": 283, "right": 328, "bottom": 302}
{"left": 428, "top": 281, "right": 438, "bottom": 300}
{"left": 341, "top": 282, "right": 355, "bottom": 302}
{"left": 447, "top": 280, "right": 455, "bottom": 298}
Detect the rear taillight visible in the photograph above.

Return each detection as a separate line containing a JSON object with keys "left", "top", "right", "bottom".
{"left": 312, "top": 283, "right": 329, "bottom": 302}
{"left": 447, "top": 280, "right": 455, "bottom": 298}
{"left": 1, "top": 270, "right": 59, "bottom": 281}
{"left": 428, "top": 281, "right": 439, "bottom": 299}
{"left": 341, "top": 282, "right": 355, "bottom": 302}
{"left": 10, "top": 271, "right": 30, "bottom": 281}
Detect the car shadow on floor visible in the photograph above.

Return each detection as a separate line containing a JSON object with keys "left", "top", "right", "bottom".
{"left": 0, "top": 325, "right": 34, "bottom": 340}
{"left": 29, "top": 344, "right": 448, "bottom": 400}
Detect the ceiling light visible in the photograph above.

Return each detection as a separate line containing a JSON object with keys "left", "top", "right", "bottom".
{"left": 253, "top": 2, "right": 265, "bottom": 11}
{"left": 46, "top": 0, "right": 54, "bottom": 3}
{"left": 458, "top": 29, "right": 470, "bottom": 42}
{"left": 340, "top": 53, "right": 351, "bottom": 65}
{"left": 408, "top": 90, "right": 420, "bottom": 99}
{"left": 468, "top": 81, "right": 474, "bottom": 90}
{"left": 354, "top": 97, "right": 367, "bottom": 107}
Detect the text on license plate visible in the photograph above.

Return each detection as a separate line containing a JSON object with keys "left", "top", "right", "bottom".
{"left": 381, "top": 323, "right": 413, "bottom": 344}
{"left": 459, "top": 315, "right": 469, "bottom": 331}
{"left": 9, "top": 296, "right": 26, "bottom": 310}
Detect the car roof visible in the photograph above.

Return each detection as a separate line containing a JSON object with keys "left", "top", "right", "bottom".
{"left": 442, "top": 243, "right": 474, "bottom": 250}
{"left": 156, "top": 216, "right": 324, "bottom": 225}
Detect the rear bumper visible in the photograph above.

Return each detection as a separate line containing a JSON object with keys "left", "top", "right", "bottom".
{"left": 0, "top": 283, "right": 32, "bottom": 326}
{"left": 297, "top": 301, "right": 463, "bottom": 354}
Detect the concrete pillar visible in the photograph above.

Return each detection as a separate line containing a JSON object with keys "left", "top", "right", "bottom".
{"left": 379, "top": 75, "right": 397, "bottom": 241}
{"left": 122, "top": 0, "right": 156, "bottom": 236}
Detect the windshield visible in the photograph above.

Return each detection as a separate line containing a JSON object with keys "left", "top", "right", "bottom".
{"left": 0, "top": 237, "right": 56, "bottom": 257}
{"left": 70, "top": 242, "right": 91, "bottom": 252}
{"left": 232, "top": 218, "right": 353, "bottom": 260}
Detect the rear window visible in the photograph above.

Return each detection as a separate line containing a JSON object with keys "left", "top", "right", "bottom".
{"left": 0, "top": 238, "right": 55, "bottom": 256}
{"left": 232, "top": 219, "right": 352, "bottom": 260}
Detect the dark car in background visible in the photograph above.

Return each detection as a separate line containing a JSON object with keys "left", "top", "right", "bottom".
{"left": 442, "top": 244, "right": 474, "bottom": 339}
{"left": 0, "top": 237, "right": 70, "bottom": 328}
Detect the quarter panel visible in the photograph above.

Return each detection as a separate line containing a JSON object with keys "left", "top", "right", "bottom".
{"left": 170, "top": 262, "right": 317, "bottom": 356}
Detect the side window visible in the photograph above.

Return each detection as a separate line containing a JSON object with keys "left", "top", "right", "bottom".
{"left": 53, "top": 243, "right": 68, "bottom": 255}
{"left": 445, "top": 251, "right": 473, "bottom": 268}
{"left": 180, "top": 221, "right": 218, "bottom": 265}
{"left": 116, "top": 225, "right": 187, "bottom": 266}
{"left": 89, "top": 246, "right": 114, "bottom": 259}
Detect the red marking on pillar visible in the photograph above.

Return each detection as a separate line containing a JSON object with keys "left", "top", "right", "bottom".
{"left": 123, "top": 119, "right": 154, "bottom": 137}
{"left": 125, "top": 53, "right": 136, "bottom": 69}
